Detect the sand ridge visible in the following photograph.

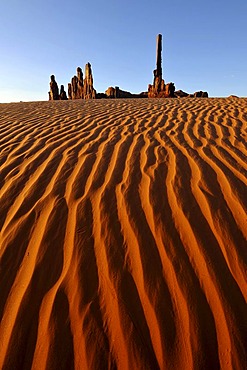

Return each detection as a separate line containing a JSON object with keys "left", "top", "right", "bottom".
{"left": 0, "top": 97, "right": 246, "bottom": 369}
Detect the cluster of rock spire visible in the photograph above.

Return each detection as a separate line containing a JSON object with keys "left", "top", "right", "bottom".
{"left": 68, "top": 64, "right": 96, "bottom": 100}
{"left": 49, "top": 63, "right": 96, "bottom": 101}
{"left": 49, "top": 34, "right": 208, "bottom": 100}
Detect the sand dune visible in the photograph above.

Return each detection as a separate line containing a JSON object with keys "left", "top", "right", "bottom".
{"left": 0, "top": 97, "right": 246, "bottom": 369}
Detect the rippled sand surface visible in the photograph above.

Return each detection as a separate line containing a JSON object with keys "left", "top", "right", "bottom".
{"left": 0, "top": 98, "right": 247, "bottom": 369}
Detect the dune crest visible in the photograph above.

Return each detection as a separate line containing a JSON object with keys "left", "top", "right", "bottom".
{"left": 0, "top": 98, "right": 247, "bottom": 369}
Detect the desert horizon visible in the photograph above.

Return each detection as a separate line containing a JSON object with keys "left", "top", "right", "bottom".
{"left": 0, "top": 97, "right": 247, "bottom": 369}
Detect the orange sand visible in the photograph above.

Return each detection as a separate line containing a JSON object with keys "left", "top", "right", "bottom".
{"left": 0, "top": 97, "right": 246, "bottom": 369}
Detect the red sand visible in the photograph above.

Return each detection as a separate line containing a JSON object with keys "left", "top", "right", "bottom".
{"left": 0, "top": 97, "right": 246, "bottom": 369}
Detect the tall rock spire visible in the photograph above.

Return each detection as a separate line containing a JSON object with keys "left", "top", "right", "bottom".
{"left": 153, "top": 34, "right": 164, "bottom": 93}
{"left": 83, "top": 63, "right": 96, "bottom": 99}
{"left": 156, "top": 34, "right": 162, "bottom": 79}
{"left": 148, "top": 34, "right": 175, "bottom": 98}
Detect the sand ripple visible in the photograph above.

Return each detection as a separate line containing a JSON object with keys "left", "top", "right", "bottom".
{"left": 0, "top": 98, "right": 247, "bottom": 369}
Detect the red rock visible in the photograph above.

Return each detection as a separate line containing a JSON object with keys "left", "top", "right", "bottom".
{"left": 83, "top": 63, "right": 96, "bottom": 99}
{"left": 76, "top": 67, "right": 84, "bottom": 98}
{"left": 71, "top": 76, "right": 79, "bottom": 99}
{"left": 68, "top": 83, "right": 72, "bottom": 99}
{"left": 67, "top": 64, "right": 96, "bottom": 100}
{"left": 49, "top": 75, "right": 59, "bottom": 100}
{"left": 165, "top": 82, "right": 175, "bottom": 97}
{"left": 105, "top": 86, "right": 147, "bottom": 99}
{"left": 148, "top": 35, "right": 175, "bottom": 98}
{"left": 105, "top": 86, "right": 116, "bottom": 98}
{"left": 174, "top": 90, "right": 189, "bottom": 98}
{"left": 194, "top": 91, "right": 208, "bottom": 98}
{"left": 60, "top": 85, "right": 67, "bottom": 100}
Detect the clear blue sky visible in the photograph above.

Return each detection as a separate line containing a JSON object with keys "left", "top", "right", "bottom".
{"left": 0, "top": 0, "right": 246, "bottom": 102}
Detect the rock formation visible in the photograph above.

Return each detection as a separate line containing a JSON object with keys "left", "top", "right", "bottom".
{"left": 49, "top": 75, "right": 59, "bottom": 100}
{"left": 193, "top": 91, "right": 208, "bottom": 98}
{"left": 105, "top": 86, "right": 148, "bottom": 99}
{"left": 148, "top": 34, "right": 175, "bottom": 98}
{"left": 48, "top": 35, "right": 210, "bottom": 101}
{"left": 153, "top": 34, "right": 165, "bottom": 92}
{"left": 70, "top": 67, "right": 84, "bottom": 99}
{"left": 59, "top": 85, "right": 67, "bottom": 100}
{"left": 66, "top": 64, "right": 96, "bottom": 100}
{"left": 83, "top": 63, "right": 96, "bottom": 99}
{"left": 165, "top": 82, "right": 175, "bottom": 98}
{"left": 105, "top": 86, "right": 132, "bottom": 98}
{"left": 71, "top": 76, "right": 77, "bottom": 99}
{"left": 68, "top": 83, "right": 72, "bottom": 100}
{"left": 174, "top": 90, "right": 189, "bottom": 98}
{"left": 105, "top": 87, "right": 116, "bottom": 98}
{"left": 77, "top": 67, "right": 84, "bottom": 98}
{"left": 174, "top": 90, "right": 208, "bottom": 98}
{"left": 70, "top": 76, "right": 79, "bottom": 99}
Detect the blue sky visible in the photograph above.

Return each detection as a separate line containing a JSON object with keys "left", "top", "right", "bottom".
{"left": 0, "top": 0, "right": 246, "bottom": 102}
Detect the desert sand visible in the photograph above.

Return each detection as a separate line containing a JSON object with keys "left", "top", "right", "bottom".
{"left": 0, "top": 97, "right": 246, "bottom": 369}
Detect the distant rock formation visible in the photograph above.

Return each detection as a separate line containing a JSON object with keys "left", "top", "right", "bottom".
{"left": 48, "top": 35, "right": 208, "bottom": 101}
{"left": 148, "top": 34, "right": 175, "bottom": 98}
{"left": 49, "top": 78, "right": 68, "bottom": 100}
{"left": 105, "top": 86, "right": 145, "bottom": 99}
{"left": 174, "top": 90, "right": 189, "bottom": 98}
{"left": 105, "top": 87, "right": 116, "bottom": 98}
{"left": 193, "top": 91, "right": 208, "bottom": 98}
{"left": 67, "top": 64, "right": 96, "bottom": 100}
{"left": 83, "top": 63, "right": 96, "bottom": 99}
{"left": 60, "top": 85, "right": 67, "bottom": 100}
{"left": 105, "top": 86, "right": 139, "bottom": 99}
{"left": 69, "top": 67, "right": 84, "bottom": 99}
{"left": 165, "top": 82, "right": 175, "bottom": 98}
{"left": 77, "top": 67, "right": 84, "bottom": 98}
{"left": 70, "top": 77, "right": 77, "bottom": 99}
{"left": 68, "top": 83, "right": 72, "bottom": 100}
{"left": 175, "top": 90, "right": 208, "bottom": 98}
{"left": 49, "top": 75, "right": 59, "bottom": 100}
